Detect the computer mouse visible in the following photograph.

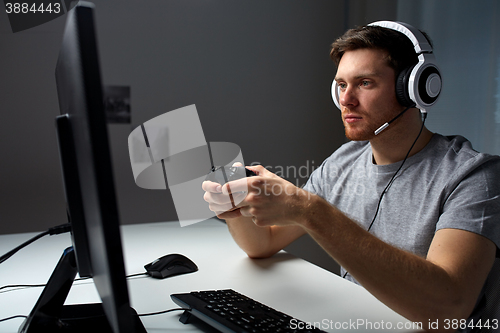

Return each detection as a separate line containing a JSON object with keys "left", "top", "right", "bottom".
{"left": 144, "top": 254, "right": 198, "bottom": 279}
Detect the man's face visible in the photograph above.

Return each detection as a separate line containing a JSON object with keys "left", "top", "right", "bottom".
{"left": 334, "top": 48, "right": 403, "bottom": 141}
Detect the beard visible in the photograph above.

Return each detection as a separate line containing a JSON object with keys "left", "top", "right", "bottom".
{"left": 342, "top": 118, "right": 378, "bottom": 141}
{"left": 346, "top": 130, "right": 371, "bottom": 141}
{"left": 342, "top": 105, "right": 404, "bottom": 141}
{"left": 345, "top": 129, "right": 375, "bottom": 141}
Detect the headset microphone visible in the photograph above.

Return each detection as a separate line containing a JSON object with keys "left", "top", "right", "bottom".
{"left": 374, "top": 104, "right": 416, "bottom": 135}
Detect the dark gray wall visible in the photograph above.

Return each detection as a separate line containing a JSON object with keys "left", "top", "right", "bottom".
{"left": 1, "top": 0, "right": 408, "bottom": 275}
{"left": 397, "top": 0, "right": 500, "bottom": 155}
{"left": 5, "top": 1, "right": 496, "bottom": 277}
{"left": 0, "top": 1, "right": 347, "bottom": 235}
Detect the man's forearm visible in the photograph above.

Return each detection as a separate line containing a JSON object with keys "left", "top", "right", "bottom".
{"left": 225, "top": 216, "right": 276, "bottom": 258}
{"left": 308, "top": 218, "right": 457, "bottom": 324}
{"left": 300, "top": 196, "right": 493, "bottom": 329}
{"left": 225, "top": 215, "right": 306, "bottom": 259}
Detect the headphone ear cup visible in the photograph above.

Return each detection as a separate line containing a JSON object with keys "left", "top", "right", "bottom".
{"left": 416, "top": 64, "right": 442, "bottom": 107}
{"left": 331, "top": 80, "right": 341, "bottom": 110}
{"left": 395, "top": 66, "right": 414, "bottom": 107}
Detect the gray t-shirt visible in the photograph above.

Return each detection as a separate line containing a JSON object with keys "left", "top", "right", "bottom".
{"left": 304, "top": 133, "right": 500, "bottom": 328}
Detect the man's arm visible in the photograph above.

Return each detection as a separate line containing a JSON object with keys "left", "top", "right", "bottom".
{"left": 301, "top": 197, "right": 496, "bottom": 330}
{"left": 227, "top": 165, "right": 496, "bottom": 331}
{"left": 225, "top": 216, "right": 306, "bottom": 258}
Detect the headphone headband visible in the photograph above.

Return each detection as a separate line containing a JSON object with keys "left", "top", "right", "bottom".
{"left": 368, "top": 21, "right": 432, "bottom": 54}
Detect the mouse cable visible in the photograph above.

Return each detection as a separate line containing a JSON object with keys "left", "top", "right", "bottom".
{"left": 0, "top": 315, "right": 28, "bottom": 323}
{"left": 0, "top": 223, "right": 72, "bottom": 265}
{"left": 138, "top": 307, "right": 188, "bottom": 317}
{"left": 0, "top": 281, "right": 185, "bottom": 324}
{"left": 126, "top": 272, "right": 148, "bottom": 279}
{"left": 0, "top": 276, "right": 93, "bottom": 293}
{"left": 342, "top": 112, "right": 427, "bottom": 279}
{"left": 0, "top": 307, "right": 189, "bottom": 326}
{"left": 0, "top": 272, "right": 148, "bottom": 294}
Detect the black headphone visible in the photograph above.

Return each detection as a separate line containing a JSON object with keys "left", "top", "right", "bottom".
{"left": 331, "top": 21, "right": 442, "bottom": 113}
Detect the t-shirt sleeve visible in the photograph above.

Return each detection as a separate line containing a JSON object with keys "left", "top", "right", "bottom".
{"left": 302, "top": 159, "right": 328, "bottom": 197}
{"left": 436, "top": 158, "right": 500, "bottom": 254}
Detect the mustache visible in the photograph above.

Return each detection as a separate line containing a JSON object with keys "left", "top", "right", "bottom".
{"left": 342, "top": 108, "right": 365, "bottom": 117}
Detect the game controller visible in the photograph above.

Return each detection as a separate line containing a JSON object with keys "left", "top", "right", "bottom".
{"left": 205, "top": 165, "right": 256, "bottom": 185}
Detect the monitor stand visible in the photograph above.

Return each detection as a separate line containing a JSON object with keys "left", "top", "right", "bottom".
{"left": 18, "top": 247, "right": 146, "bottom": 333}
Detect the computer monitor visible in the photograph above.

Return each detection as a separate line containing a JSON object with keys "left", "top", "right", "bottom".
{"left": 18, "top": 2, "right": 146, "bottom": 333}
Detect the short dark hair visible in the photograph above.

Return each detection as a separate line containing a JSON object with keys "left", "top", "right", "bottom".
{"left": 330, "top": 25, "right": 431, "bottom": 75}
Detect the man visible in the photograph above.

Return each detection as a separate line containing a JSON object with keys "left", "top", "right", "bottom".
{"left": 203, "top": 23, "right": 500, "bottom": 331}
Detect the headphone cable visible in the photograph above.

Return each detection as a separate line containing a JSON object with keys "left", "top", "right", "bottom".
{"left": 343, "top": 112, "right": 428, "bottom": 279}
{"left": 367, "top": 112, "right": 427, "bottom": 232}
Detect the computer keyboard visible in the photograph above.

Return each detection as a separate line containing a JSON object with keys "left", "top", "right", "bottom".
{"left": 171, "top": 289, "right": 327, "bottom": 333}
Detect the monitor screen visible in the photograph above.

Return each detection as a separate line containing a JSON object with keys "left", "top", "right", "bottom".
{"left": 20, "top": 2, "right": 145, "bottom": 333}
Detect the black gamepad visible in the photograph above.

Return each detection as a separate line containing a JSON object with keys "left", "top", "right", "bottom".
{"left": 205, "top": 165, "right": 256, "bottom": 185}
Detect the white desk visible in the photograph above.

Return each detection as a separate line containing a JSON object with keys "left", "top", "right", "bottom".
{"left": 0, "top": 220, "right": 422, "bottom": 333}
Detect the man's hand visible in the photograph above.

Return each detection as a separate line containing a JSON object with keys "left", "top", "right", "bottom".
{"left": 202, "top": 163, "right": 308, "bottom": 258}
{"left": 202, "top": 162, "right": 250, "bottom": 220}
{"left": 202, "top": 177, "right": 246, "bottom": 220}
{"left": 220, "top": 165, "right": 312, "bottom": 227}
{"left": 203, "top": 164, "right": 313, "bottom": 226}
